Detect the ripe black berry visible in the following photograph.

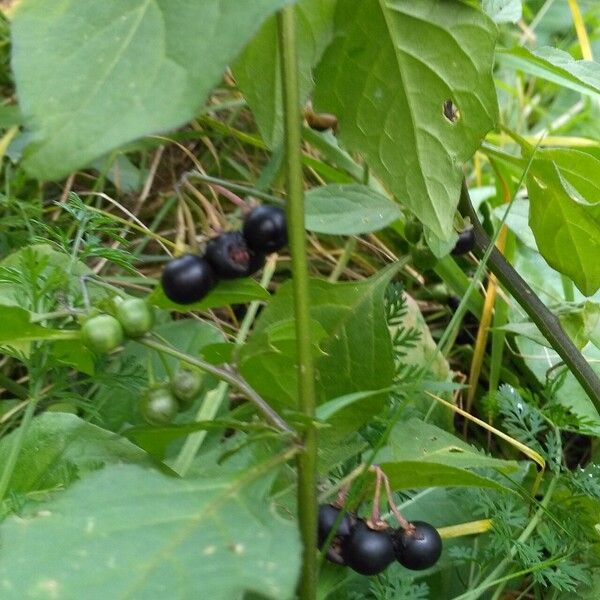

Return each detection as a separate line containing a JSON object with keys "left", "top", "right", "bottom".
{"left": 318, "top": 504, "right": 354, "bottom": 566}
{"left": 205, "top": 231, "right": 265, "bottom": 279}
{"left": 393, "top": 521, "right": 442, "bottom": 571}
{"left": 342, "top": 520, "right": 395, "bottom": 576}
{"left": 243, "top": 205, "right": 287, "bottom": 254}
{"left": 451, "top": 228, "right": 475, "bottom": 256}
{"left": 161, "top": 254, "right": 217, "bottom": 305}
{"left": 318, "top": 504, "right": 353, "bottom": 546}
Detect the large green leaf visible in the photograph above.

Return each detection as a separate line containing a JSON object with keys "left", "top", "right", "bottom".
{"left": 0, "top": 463, "right": 301, "bottom": 599}
{"left": 380, "top": 418, "right": 517, "bottom": 472}
{"left": 313, "top": 0, "right": 498, "bottom": 240}
{"left": 241, "top": 267, "right": 398, "bottom": 436}
{"left": 527, "top": 158, "right": 600, "bottom": 296}
{"left": 0, "top": 413, "right": 153, "bottom": 496}
{"left": 304, "top": 184, "right": 402, "bottom": 234}
{"left": 497, "top": 47, "right": 600, "bottom": 99}
{"left": 234, "top": 0, "right": 336, "bottom": 148}
{"left": 377, "top": 418, "right": 517, "bottom": 492}
{"left": 483, "top": 0, "right": 522, "bottom": 23}
{"left": 12, "top": 0, "right": 291, "bottom": 179}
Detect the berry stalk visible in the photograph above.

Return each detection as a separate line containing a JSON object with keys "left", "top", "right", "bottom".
{"left": 277, "top": 6, "right": 319, "bottom": 599}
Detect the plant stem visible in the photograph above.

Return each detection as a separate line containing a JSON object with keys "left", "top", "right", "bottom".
{"left": 459, "top": 181, "right": 600, "bottom": 411}
{"left": 278, "top": 7, "right": 318, "bottom": 599}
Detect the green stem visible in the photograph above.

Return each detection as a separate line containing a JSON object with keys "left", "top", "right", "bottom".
{"left": 0, "top": 372, "right": 28, "bottom": 400}
{"left": 278, "top": 7, "right": 318, "bottom": 600}
{"left": 328, "top": 237, "right": 356, "bottom": 282}
{"left": 459, "top": 182, "right": 600, "bottom": 411}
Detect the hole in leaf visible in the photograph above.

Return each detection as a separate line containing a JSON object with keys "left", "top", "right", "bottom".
{"left": 443, "top": 99, "right": 460, "bottom": 123}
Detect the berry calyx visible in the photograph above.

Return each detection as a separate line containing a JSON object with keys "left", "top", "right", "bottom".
{"left": 161, "top": 254, "right": 217, "bottom": 305}
{"left": 115, "top": 298, "right": 155, "bottom": 338}
{"left": 342, "top": 520, "right": 395, "bottom": 576}
{"left": 139, "top": 386, "right": 179, "bottom": 425}
{"left": 81, "top": 314, "right": 124, "bottom": 354}
{"left": 393, "top": 521, "right": 442, "bottom": 571}
{"left": 243, "top": 205, "right": 287, "bottom": 254}
{"left": 451, "top": 228, "right": 475, "bottom": 256}
{"left": 205, "top": 231, "right": 265, "bottom": 279}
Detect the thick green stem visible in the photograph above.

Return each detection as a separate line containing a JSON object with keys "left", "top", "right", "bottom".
{"left": 459, "top": 181, "right": 600, "bottom": 411}
{"left": 278, "top": 7, "right": 318, "bottom": 600}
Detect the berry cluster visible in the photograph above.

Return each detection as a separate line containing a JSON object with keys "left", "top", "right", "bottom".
{"left": 81, "top": 298, "right": 155, "bottom": 354}
{"left": 139, "top": 367, "right": 203, "bottom": 425}
{"left": 161, "top": 205, "right": 287, "bottom": 305}
{"left": 318, "top": 504, "right": 442, "bottom": 576}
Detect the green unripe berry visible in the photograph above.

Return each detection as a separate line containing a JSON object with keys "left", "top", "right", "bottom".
{"left": 81, "top": 314, "right": 124, "bottom": 354}
{"left": 171, "top": 368, "right": 203, "bottom": 406}
{"left": 115, "top": 298, "right": 155, "bottom": 338}
{"left": 139, "top": 387, "right": 179, "bottom": 425}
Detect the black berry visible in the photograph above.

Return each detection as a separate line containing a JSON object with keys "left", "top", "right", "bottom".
{"left": 318, "top": 504, "right": 353, "bottom": 546}
{"left": 451, "top": 228, "right": 475, "bottom": 256}
{"left": 161, "top": 254, "right": 217, "bottom": 305}
{"left": 318, "top": 504, "right": 354, "bottom": 566}
{"left": 205, "top": 231, "right": 265, "bottom": 279}
{"left": 342, "top": 520, "right": 395, "bottom": 576}
{"left": 393, "top": 521, "right": 442, "bottom": 571}
{"left": 243, "top": 205, "right": 287, "bottom": 254}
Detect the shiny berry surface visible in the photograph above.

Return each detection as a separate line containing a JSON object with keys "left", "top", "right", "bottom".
{"left": 243, "top": 205, "right": 287, "bottom": 254}
{"left": 394, "top": 521, "right": 442, "bottom": 571}
{"left": 343, "top": 520, "right": 395, "bottom": 576}
{"left": 161, "top": 254, "right": 216, "bottom": 305}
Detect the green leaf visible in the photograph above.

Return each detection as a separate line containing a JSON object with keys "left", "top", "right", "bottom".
{"left": 497, "top": 47, "right": 600, "bottom": 100}
{"left": 0, "top": 413, "right": 153, "bottom": 496}
{"left": 380, "top": 418, "right": 517, "bottom": 472}
{"left": 0, "top": 463, "right": 301, "bottom": 599}
{"left": 381, "top": 461, "right": 513, "bottom": 492}
{"left": 304, "top": 184, "right": 402, "bottom": 234}
{"left": 377, "top": 418, "right": 517, "bottom": 492}
{"left": 12, "top": 0, "right": 291, "bottom": 179}
{"left": 0, "top": 304, "right": 75, "bottom": 345}
{"left": 234, "top": 0, "right": 336, "bottom": 147}
{"left": 527, "top": 158, "right": 600, "bottom": 296}
{"left": 483, "top": 0, "right": 522, "bottom": 23}
{"left": 313, "top": 0, "right": 498, "bottom": 240}
{"left": 148, "top": 277, "right": 270, "bottom": 311}
{"left": 241, "top": 266, "right": 398, "bottom": 437}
